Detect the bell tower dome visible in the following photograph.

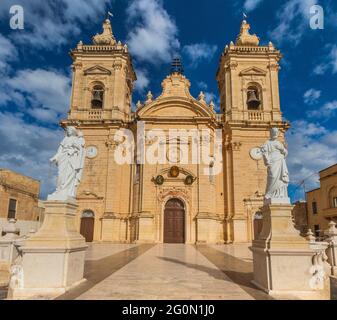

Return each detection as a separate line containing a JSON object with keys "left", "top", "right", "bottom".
{"left": 67, "top": 18, "right": 136, "bottom": 123}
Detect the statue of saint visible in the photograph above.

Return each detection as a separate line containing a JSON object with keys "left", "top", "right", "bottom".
{"left": 261, "top": 128, "right": 290, "bottom": 204}
{"left": 48, "top": 126, "right": 85, "bottom": 201}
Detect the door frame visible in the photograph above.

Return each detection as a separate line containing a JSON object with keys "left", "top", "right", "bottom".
{"left": 80, "top": 210, "right": 95, "bottom": 242}
{"left": 162, "top": 197, "right": 186, "bottom": 244}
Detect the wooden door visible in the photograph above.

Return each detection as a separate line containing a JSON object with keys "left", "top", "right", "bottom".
{"left": 164, "top": 198, "right": 185, "bottom": 243}
{"left": 80, "top": 217, "right": 94, "bottom": 242}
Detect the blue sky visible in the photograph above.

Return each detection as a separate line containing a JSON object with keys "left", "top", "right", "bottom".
{"left": 0, "top": 0, "right": 336, "bottom": 201}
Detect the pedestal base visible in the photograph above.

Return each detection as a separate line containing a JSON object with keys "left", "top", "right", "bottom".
{"left": 250, "top": 203, "right": 330, "bottom": 297}
{"left": 7, "top": 201, "right": 87, "bottom": 300}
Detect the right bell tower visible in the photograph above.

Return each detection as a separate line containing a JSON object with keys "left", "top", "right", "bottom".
{"left": 217, "top": 20, "right": 290, "bottom": 243}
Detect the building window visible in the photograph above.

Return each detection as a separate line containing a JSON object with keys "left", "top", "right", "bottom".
{"left": 7, "top": 199, "right": 17, "bottom": 219}
{"left": 312, "top": 201, "right": 318, "bottom": 214}
{"left": 247, "top": 86, "right": 261, "bottom": 110}
{"left": 314, "top": 224, "right": 320, "bottom": 238}
{"left": 333, "top": 197, "right": 337, "bottom": 208}
{"left": 91, "top": 84, "right": 104, "bottom": 109}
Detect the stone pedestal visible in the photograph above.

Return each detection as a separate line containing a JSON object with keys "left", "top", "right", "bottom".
{"left": 250, "top": 203, "right": 330, "bottom": 298}
{"left": 8, "top": 201, "right": 87, "bottom": 299}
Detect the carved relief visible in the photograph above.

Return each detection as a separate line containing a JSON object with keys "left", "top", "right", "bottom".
{"left": 157, "top": 187, "right": 191, "bottom": 205}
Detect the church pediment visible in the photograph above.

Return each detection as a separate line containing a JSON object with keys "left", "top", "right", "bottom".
{"left": 84, "top": 65, "right": 111, "bottom": 75}
{"left": 137, "top": 98, "right": 214, "bottom": 119}
{"left": 240, "top": 67, "right": 266, "bottom": 76}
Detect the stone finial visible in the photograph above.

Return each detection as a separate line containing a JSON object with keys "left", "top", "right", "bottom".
{"left": 198, "top": 91, "right": 206, "bottom": 104}
{"left": 92, "top": 19, "right": 116, "bottom": 45}
{"left": 235, "top": 20, "right": 260, "bottom": 46}
{"left": 209, "top": 100, "right": 215, "bottom": 110}
{"left": 146, "top": 91, "right": 153, "bottom": 104}
{"left": 325, "top": 220, "right": 337, "bottom": 240}
{"left": 1, "top": 219, "right": 20, "bottom": 240}
{"left": 136, "top": 100, "right": 142, "bottom": 109}
{"left": 306, "top": 229, "right": 316, "bottom": 243}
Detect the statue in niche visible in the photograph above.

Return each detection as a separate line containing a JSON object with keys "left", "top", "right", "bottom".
{"left": 260, "top": 127, "right": 290, "bottom": 204}
{"left": 48, "top": 126, "right": 85, "bottom": 201}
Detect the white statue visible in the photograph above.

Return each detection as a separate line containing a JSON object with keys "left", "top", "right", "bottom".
{"left": 260, "top": 128, "right": 290, "bottom": 204}
{"left": 48, "top": 126, "right": 85, "bottom": 201}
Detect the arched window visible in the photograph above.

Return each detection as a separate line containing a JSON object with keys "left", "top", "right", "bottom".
{"left": 247, "top": 86, "right": 261, "bottom": 110}
{"left": 91, "top": 84, "right": 104, "bottom": 109}
{"left": 81, "top": 209, "right": 95, "bottom": 218}
{"left": 329, "top": 187, "right": 337, "bottom": 208}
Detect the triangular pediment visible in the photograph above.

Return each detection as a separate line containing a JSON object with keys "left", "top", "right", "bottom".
{"left": 84, "top": 65, "right": 111, "bottom": 75}
{"left": 240, "top": 67, "right": 266, "bottom": 76}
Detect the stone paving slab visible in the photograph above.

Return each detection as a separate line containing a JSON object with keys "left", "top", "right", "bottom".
{"left": 77, "top": 244, "right": 255, "bottom": 300}
{"left": 85, "top": 243, "right": 139, "bottom": 261}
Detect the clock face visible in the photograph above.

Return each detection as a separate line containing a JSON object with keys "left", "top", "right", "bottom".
{"left": 250, "top": 147, "right": 263, "bottom": 161}
{"left": 86, "top": 146, "right": 98, "bottom": 159}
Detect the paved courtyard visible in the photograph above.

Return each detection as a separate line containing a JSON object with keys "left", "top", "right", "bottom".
{"left": 56, "top": 243, "right": 275, "bottom": 300}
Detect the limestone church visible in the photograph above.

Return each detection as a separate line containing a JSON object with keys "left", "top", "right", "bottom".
{"left": 62, "top": 18, "right": 289, "bottom": 244}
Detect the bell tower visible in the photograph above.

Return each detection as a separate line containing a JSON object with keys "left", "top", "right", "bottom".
{"left": 61, "top": 19, "right": 137, "bottom": 243}
{"left": 217, "top": 20, "right": 290, "bottom": 243}
{"left": 68, "top": 18, "right": 136, "bottom": 122}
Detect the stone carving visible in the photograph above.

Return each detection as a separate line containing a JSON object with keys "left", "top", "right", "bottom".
{"left": 92, "top": 19, "right": 116, "bottom": 45}
{"left": 236, "top": 20, "right": 260, "bottom": 46}
{"left": 198, "top": 91, "right": 206, "bottom": 104}
{"left": 309, "top": 251, "right": 329, "bottom": 290}
{"left": 9, "top": 257, "right": 24, "bottom": 289}
{"left": 48, "top": 127, "right": 85, "bottom": 201}
{"left": 146, "top": 91, "right": 153, "bottom": 104}
{"left": 260, "top": 128, "right": 290, "bottom": 204}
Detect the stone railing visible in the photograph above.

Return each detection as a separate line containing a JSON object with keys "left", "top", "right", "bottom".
{"left": 215, "top": 114, "right": 223, "bottom": 123}
{"left": 248, "top": 111, "right": 263, "bottom": 121}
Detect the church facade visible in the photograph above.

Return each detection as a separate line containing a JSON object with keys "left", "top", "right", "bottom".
{"left": 62, "top": 19, "right": 289, "bottom": 244}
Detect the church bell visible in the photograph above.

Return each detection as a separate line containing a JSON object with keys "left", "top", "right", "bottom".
{"left": 247, "top": 90, "right": 261, "bottom": 109}
{"left": 91, "top": 90, "right": 103, "bottom": 108}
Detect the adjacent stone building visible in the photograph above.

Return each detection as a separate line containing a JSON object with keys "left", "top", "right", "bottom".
{"left": 307, "top": 164, "right": 337, "bottom": 238}
{"left": 62, "top": 19, "right": 289, "bottom": 244}
{"left": 0, "top": 169, "right": 41, "bottom": 222}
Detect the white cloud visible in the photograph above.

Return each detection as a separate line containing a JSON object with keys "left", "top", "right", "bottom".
{"left": 307, "top": 100, "right": 337, "bottom": 119}
{"left": 286, "top": 120, "right": 337, "bottom": 195}
{"left": 314, "top": 45, "right": 337, "bottom": 75}
{"left": 244, "top": 0, "right": 264, "bottom": 12}
{"left": 313, "top": 64, "right": 328, "bottom": 75}
{"left": 0, "top": 0, "right": 110, "bottom": 49}
{"left": 126, "top": 0, "right": 180, "bottom": 64}
{"left": 303, "top": 88, "right": 321, "bottom": 105}
{"left": 197, "top": 81, "right": 208, "bottom": 91}
{"left": 0, "top": 112, "right": 63, "bottom": 198}
{"left": 0, "top": 33, "right": 18, "bottom": 73}
{"left": 269, "top": 0, "right": 316, "bottom": 45}
{"left": 183, "top": 43, "right": 217, "bottom": 67}
{"left": 134, "top": 68, "right": 150, "bottom": 93}
{"left": 4, "top": 69, "right": 71, "bottom": 123}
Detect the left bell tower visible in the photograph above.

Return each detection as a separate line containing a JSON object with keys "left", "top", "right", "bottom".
{"left": 61, "top": 19, "right": 137, "bottom": 243}
{"left": 67, "top": 18, "right": 136, "bottom": 122}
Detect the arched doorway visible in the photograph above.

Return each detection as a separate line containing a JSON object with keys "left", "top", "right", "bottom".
{"left": 164, "top": 198, "right": 185, "bottom": 243}
{"left": 80, "top": 210, "right": 95, "bottom": 242}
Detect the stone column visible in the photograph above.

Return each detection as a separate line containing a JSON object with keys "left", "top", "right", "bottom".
{"left": 250, "top": 203, "right": 330, "bottom": 298}
{"left": 8, "top": 201, "right": 87, "bottom": 299}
